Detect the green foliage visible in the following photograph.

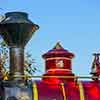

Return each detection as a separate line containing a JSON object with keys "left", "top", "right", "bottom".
{"left": 0, "top": 39, "right": 39, "bottom": 77}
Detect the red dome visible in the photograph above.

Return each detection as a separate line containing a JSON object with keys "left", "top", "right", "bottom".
{"left": 42, "top": 42, "right": 75, "bottom": 82}
{"left": 42, "top": 42, "right": 75, "bottom": 59}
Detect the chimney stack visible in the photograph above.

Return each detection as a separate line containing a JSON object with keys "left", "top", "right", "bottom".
{"left": 0, "top": 12, "right": 39, "bottom": 81}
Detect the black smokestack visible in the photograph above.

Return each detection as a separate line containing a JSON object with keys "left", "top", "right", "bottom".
{"left": 0, "top": 12, "right": 39, "bottom": 80}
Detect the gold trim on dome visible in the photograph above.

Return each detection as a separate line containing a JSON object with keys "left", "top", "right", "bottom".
{"left": 47, "top": 68, "right": 71, "bottom": 72}
{"left": 53, "top": 42, "right": 64, "bottom": 50}
{"left": 46, "top": 57, "right": 71, "bottom": 61}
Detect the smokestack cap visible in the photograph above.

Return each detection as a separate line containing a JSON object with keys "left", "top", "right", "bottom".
{"left": 0, "top": 12, "right": 39, "bottom": 47}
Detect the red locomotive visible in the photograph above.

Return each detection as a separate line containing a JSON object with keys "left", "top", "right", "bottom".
{"left": 0, "top": 11, "right": 100, "bottom": 100}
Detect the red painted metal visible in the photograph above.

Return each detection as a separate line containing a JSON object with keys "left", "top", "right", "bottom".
{"left": 34, "top": 43, "right": 100, "bottom": 100}
{"left": 33, "top": 80, "right": 100, "bottom": 100}
{"left": 42, "top": 42, "right": 75, "bottom": 81}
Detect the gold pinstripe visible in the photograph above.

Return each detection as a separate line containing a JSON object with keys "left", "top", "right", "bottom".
{"left": 60, "top": 83, "right": 66, "bottom": 100}
{"left": 33, "top": 82, "right": 38, "bottom": 100}
{"left": 78, "top": 81, "right": 85, "bottom": 100}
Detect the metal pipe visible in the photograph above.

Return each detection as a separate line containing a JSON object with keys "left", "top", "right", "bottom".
{"left": 13, "top": 75, "right": 99, "bottom": 79}
{"left": 9, "top": 47, "right": 24, "bottom": 80}
{"left": 0, "top": 12, "right": 39, "bottom": 81}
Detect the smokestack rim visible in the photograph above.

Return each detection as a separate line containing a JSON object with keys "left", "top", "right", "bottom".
{"left": 5, "top": 12, "right": 28, "bottom": 19}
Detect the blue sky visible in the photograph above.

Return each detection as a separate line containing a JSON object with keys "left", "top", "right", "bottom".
{"left": 0, "top": 0, "right": 100, "bottom": 76}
